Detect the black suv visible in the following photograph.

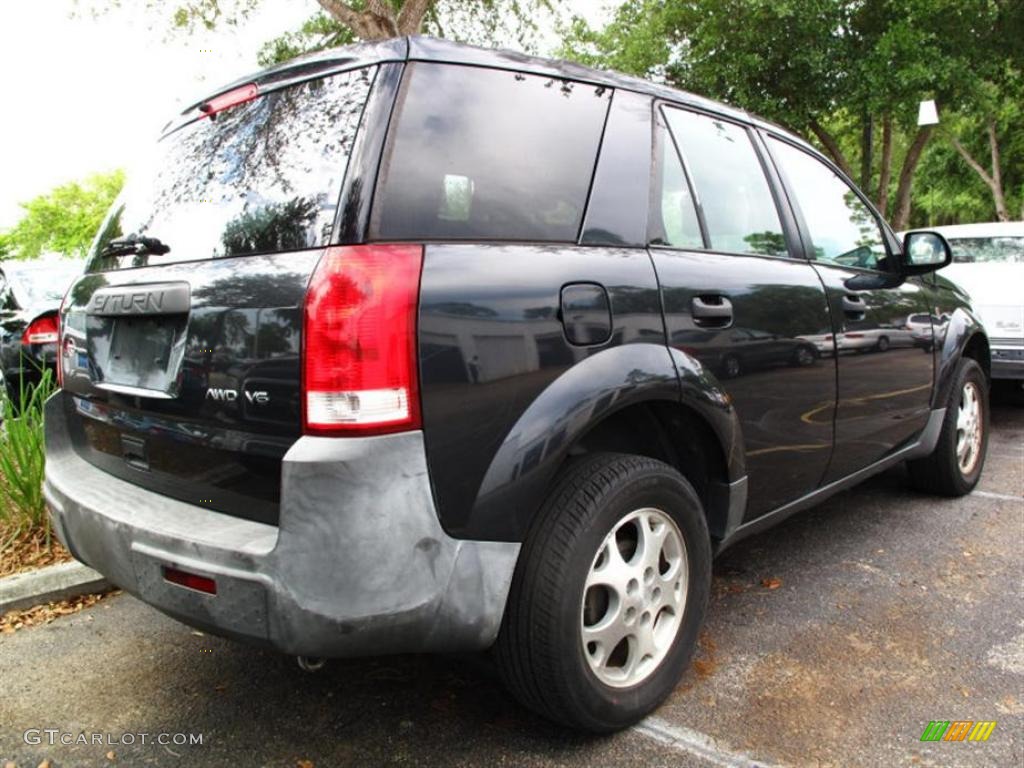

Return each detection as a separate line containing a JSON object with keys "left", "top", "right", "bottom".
{"left": 44, "top": 37, "right": 990, "bottom": 732}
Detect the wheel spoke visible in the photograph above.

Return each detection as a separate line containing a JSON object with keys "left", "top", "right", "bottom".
{"left": 586, "top": 534, "right": 631, "bottom": 592}
{"left": 582, "top": 613, "right": 628, "bottom": 658}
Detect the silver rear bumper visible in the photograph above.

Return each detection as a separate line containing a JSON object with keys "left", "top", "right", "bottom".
{"left": 43, "top": 391, "right": 519, "bottom": 657}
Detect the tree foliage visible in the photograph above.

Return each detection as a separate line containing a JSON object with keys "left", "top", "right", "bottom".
{"left": 561, "top": 0, "right": 1022, "bottom": 226}
{"left": 153, "top": 0, "right": 559, "bottom": 67}
{"left": 1, "top": 171, "right": 125, "bottom": 260}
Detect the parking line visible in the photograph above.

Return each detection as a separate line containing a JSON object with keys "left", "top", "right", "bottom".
{"left": 973, "top": 490, "right": 1024, "bottom": 502}
{"left": 632, "top": 716, "right": 781, "bottom": 768}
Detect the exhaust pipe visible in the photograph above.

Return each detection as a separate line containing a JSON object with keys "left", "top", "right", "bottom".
{"left": 297, "top": 656, "right": 326, "bottom": 673}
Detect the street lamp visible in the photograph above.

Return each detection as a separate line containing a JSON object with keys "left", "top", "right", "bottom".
{"left": 918, "top": 100, "right": 939, "bottom": 224}
{"left": 917, "top": 99, "right": 939, "bottom": 127}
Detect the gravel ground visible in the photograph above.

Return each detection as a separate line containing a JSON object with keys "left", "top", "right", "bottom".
{"left": 1, "top": 393, "right": 1021, "bottom": 768}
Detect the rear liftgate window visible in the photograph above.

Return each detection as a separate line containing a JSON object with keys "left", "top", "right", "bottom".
{"left": 91, "top": 67, "right": 376, "bottom": 268}
{"left": 373, "top": 63, "right": 611, "bottom": 242}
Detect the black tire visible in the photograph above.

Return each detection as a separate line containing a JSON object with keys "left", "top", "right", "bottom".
{"left": 793, "top": 345, "right": 817, "bottom": 367}
{"left": 876, "top": 335, "right": 890, "bottom": 352}
{"left": 722, "top": 354, "right": 741, "bottom": 378}
{"left": 495, "top": 453, "right": 711, "bottom": 732}
{"left": 907, "top": 357, "right": 989, "bottom": 496}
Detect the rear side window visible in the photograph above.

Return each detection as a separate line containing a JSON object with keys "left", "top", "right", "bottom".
{"left": 663, "top": 107, "right": 786, "bottom": 257}
{"left": 373, "top": 63, "right": 611, "bottom": 242}
{"left": 91, "top": 67, "right": 375, "bottom": 269}
{"left": 949, "top": 236, "right": 1024, "bottom": 264}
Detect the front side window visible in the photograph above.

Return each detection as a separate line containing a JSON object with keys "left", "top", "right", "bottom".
{"left": 768, "top": 137, "right": 887, "bottom": 270}
{"left": 91, "top": 67, "right": 375, "bottom": 269}
{"left": 663, "top": 108, "right": 787, "bottom": 257}
{"left": 373, "top": 63, "right": 611, "bottom": 242}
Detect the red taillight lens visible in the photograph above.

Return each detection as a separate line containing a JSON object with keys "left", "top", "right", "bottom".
{"left": 199, "top": 83, "right": 259, "bottom": 118}
{"left": 22, "top": 315, "right": 59, "bottom": 346}
{"left": 163, "top": 566, "right": 217, "bottom": 595}
{"left": 303, "top": 244, "right": 424, "bottom": 436}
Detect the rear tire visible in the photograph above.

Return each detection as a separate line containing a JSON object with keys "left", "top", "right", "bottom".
{"left": 722, "top": 354, "right": 741, "bottom": 378}
{"left": 495, "top": 453, "right": 711, "bottom": 732}
{"left": 908, "top": 357, "right": 988, "bottom": 496}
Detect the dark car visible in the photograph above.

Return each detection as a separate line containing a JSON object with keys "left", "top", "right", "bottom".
{"left": 0, "top": 258, "right": 83, "bottom": 402}
{"left": 44, "top": 38, "right": 990, "bottom": 732}
{"left": 673, "top": 327, "right": 818, "bottom": 378}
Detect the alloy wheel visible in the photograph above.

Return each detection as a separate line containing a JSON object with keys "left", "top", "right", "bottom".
{"left": 956, "top": 380, "right": 983, "bottom": 475}
{"left": 581, "top": 508, "right": 687, "bottom": 688}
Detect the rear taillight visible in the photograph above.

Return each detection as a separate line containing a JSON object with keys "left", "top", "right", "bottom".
{"left": 303, "top": 244, "right": 423, "bottom": 436}
{"left": 21, "top": 315, "right": 59, "bottom": 346}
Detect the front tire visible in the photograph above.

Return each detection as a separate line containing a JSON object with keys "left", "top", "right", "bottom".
{"left": 495, "top": 453, "right": 711, "bottom": 732}
{"left": 908, "top": 357, "right": 988, "bottom": 496}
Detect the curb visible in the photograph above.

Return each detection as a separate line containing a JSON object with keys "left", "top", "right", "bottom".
{"left": 0, "top": 560, "right": 111, "bottom": 614}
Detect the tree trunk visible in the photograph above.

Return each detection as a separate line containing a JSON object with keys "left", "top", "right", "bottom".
{"left": 987, "top": 120, "right": 1009, "bottom": 221}
{"left": 808, "top": 119, "right": 853, "bottom": 178}
{"left": 876, "top": 114, "right": 892, "bottom": 218}
{"left": 860, "top": 113, "right": 873, "bottom": 191}
{"left": 891, "top": 126, "right": 932, "bottom": 231}
{"left": 949, "top": 118, "right": 1010, "bottom": 223}
{"left": 316, "top": 0, "right": 434, "bottom": 39}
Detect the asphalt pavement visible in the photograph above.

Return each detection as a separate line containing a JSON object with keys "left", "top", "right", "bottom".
{"left": 1, "top": 392, "right": 1021, "bottom": 768}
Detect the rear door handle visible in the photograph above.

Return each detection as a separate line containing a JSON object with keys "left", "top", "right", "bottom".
{"left": 692, "top": 295, "right": 733, "bottom": 328}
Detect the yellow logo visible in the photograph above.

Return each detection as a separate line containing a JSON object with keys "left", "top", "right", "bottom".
{"left": 920, "top": 721, "right": 996, "bottom": 742}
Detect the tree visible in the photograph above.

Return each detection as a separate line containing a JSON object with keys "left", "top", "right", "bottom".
{"left": 560, "top": 0, "right": 1016, "bottom": 227}
{"left": 1, "top": 171, "right": 125, "bottom": 260}
{"left": 938, "top": 3, "right": 1023, "bottom": 222}
{"left": 155, "top": 0, "right": 559, "bottom": 67}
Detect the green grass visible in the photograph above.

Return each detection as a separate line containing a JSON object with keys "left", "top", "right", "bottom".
{"left": 0, "top": 366, "right": 57, "bottom": 544}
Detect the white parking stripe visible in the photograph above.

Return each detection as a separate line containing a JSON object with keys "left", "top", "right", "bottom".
{"left": 973, "top": 490, "right": 1024, "bottom": 502}
{"left": 632, "top": 716, "right": 782, "bottom": 768}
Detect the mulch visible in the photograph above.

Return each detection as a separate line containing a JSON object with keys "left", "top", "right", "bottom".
{"left": 0, "top": 522, "right": 72, "bottom": 579}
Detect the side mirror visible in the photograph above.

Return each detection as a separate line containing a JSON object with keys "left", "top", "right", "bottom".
{"left": 901, "top": 231, "right": 952, "bottom": 274}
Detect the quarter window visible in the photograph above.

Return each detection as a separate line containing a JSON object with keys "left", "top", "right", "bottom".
{"left": 768, "top": 137, "right": 887, "bottom": 270}
{"left": 654, "top": 127, "right": 703, "bottom": 249}
{"left": 374, "top": 63, "right": 611, "bottom": 242}
{"left": 663, "top": 108, "right": 787, "bottom": 257}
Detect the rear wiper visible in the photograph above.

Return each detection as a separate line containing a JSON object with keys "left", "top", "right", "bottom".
{"left": 101, "top": 235, "right": 171, "bottom": 257}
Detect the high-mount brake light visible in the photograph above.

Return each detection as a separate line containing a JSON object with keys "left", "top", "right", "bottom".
{"left": 22, "top": 315, "right": 59, "bottom": 346}
{"left": 303, "top": 244, "right": 424, "bottom": 436}
{"left": 199, "top": 83, "right": 259, "bottom": 118}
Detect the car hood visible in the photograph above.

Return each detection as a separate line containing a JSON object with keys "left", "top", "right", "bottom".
{"left": 939, "top": 263, "right": 1024, "bottom": 340}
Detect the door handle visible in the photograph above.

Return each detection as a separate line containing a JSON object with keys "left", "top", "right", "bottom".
{"left": 692, "top": 295, "right": 733, "bottom": 328}
{"left": 841, "top": 294, "right": 866, "bottom": 319}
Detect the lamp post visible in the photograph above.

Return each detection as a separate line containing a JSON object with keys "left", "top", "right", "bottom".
{"left": 918, "top": 100, "right": 939, "bottom": 225}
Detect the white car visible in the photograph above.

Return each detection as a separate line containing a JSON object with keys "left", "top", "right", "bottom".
{"left": 905, "top": 222, "right": 1023, "bottom": 381}
{"left": 906, "top": 312, "right": 948, "bottom": 350}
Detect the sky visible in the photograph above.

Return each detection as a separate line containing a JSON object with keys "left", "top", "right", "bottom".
{"left": 0, "top": 0, "right": 610, "bottom": 230}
